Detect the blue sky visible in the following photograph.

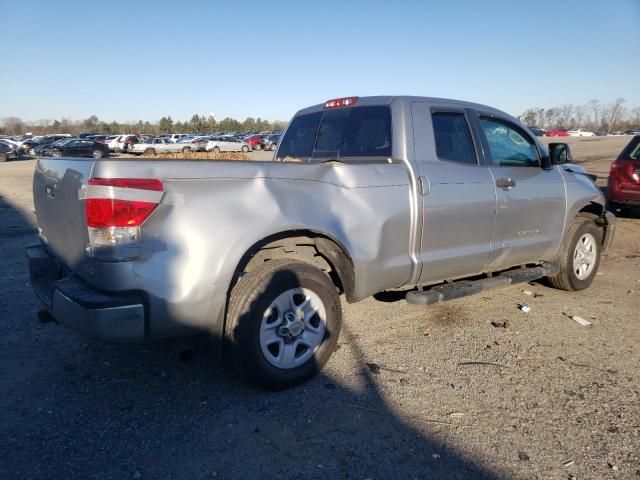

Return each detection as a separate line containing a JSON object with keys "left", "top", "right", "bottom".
{"left": 0, "top": 0, "right": 638, "bottom": 123}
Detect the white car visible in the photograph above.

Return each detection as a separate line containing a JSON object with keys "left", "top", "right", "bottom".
{"left": 204, "top": 136, "right": 250, "bottom": 153}
{"left": 167, "top": 134, "right": 190, "bottom": 143}
{"left": 567, "top": 128, "right": 595, "bottom": 137}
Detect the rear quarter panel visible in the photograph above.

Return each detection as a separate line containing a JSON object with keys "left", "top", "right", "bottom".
{"left": 86, "top": 160, "right": 413, "bottom": 338}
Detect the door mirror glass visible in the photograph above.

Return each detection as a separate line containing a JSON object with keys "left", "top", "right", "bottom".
{"left": 549, "top": 142, "right": 573, "bottom": 164}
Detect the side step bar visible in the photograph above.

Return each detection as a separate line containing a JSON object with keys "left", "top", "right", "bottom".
{"left": 405, "top": 266, "right": 557, "bottom": 306}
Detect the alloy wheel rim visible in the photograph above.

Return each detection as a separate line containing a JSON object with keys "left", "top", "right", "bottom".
{"left": 573, "top": 233, "right": 597, "bottom": 280}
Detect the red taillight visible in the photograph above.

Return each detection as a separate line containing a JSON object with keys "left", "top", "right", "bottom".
{"left": 324, "top": 96, "right": 358, "bottom": 109}
{"left": 86, "top": 178, "right": 162, "bottom": 228}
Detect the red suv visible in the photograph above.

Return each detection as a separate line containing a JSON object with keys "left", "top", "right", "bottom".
{"left": 608, "top": 135, "right": 640, "bottom": 211}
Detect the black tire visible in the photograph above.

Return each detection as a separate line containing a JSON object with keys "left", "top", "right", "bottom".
{"left": 51, "top": 150, "right": 62, "bottom": 158}
{"left": 0, "top": 153, "right": 7, "bottom": 162}
{"left": 241, "top": 146, "right": 249, "bottom": 153}
{"left": 547, "top": 217, "right": 603, "bottom": 291}
{"left": 144, "top": 148, "right": 156, "bottom": 156}
{"left": 181, "top": 146, "right": 191, "bottom": 154}
{"left": 226, "top": 258, "right": 342, "bottom": 390}
{"left": 92, "top": 149, "right": 103, "bottom": 159}
{"left": 212, "top": 146, "right": 220, "bottom": 154}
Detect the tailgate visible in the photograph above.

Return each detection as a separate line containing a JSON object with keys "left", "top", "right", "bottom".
{"left": 33, "top": 158, "right": 94, "bottom": 269}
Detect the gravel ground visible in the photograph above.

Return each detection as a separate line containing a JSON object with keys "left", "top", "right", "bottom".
{"left": 0, "top": 139, "right": 638, "bottom": 479}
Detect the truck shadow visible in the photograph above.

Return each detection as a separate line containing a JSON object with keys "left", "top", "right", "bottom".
{"left": 0, "top": 219, "right": 502, "bottom": 480}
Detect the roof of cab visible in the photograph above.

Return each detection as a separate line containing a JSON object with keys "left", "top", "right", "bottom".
{"left": 295, "top": 95, "right": 510, "bottom": 119}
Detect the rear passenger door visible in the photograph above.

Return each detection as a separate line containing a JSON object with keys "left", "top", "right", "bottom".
{"left": 474, "top": 114, "right": 565, "bottom": 269}
{"left": 412, "top": 104, "right": 497, "bottom": 284}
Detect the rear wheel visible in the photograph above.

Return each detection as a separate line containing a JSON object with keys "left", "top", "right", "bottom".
{"left": 212, "top": 146, "right": 220, "bottom": 154}
{"left": 144, "top": 148, "right": 156, "bottom": 156}
{"left": 92, "top": 149, "right": 103, "bottom": 159}
{"left": 51, "top": 150, "right": 62, "bottom": 158}
{"left": 0, "top": 153, "right": 6, "bottom": 162}
{"left": 241, "top": 145, "right": 249, "bottom": 153}
{"left": 226, "top": 259, "right": 342, "bottom": 390}
{"left": 547, "top": 217, "right": 602, "bottom": 291}
{"left": 181, "top": 146, "right": 191, "bottom": 154}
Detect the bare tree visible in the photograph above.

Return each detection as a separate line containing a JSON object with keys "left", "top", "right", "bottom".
{"left": 574, "top": 105, "right": 589, "bottom": 127}
{"left": 558, "top": 104, "right": 575, "bottom": 128}
{"left": 587, "top": 99, "right": 600, "bottom": 129}
{"left": 606, "top": 97, "right": 626, "bottom": 131}
{"left": 520, "top": 108, "right": 538, "bottom": 126}
{"left": 1, "top": 117, "right": 26, "bottom": 135}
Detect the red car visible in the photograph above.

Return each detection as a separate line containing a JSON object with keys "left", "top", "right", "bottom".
{"left": 608, "top": 135, "right": 640, "bottom": 211}
{"left": 244, "top": 134, "right": 267, "bottom": 150}
{"left": 546, "top": 128, "right": 569, "bottom": 137}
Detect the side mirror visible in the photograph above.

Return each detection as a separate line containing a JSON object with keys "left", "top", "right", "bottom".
{"left": 549, "top": 142, "right": 573, "bottom": 165}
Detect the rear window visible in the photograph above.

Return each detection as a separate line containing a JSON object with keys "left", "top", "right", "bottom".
{"left": 277, "top": 106, "right": 392, "bottom": 161}
{"left": 623, "top": 138, "right": 640, "bottom": 160}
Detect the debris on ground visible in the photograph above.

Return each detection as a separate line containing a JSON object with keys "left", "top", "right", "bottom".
{"left": 569, "top": 315, "right": 592, "bottom": 327}
{"left": 518, "top": 451, "right": 530, "bottom": 461}
{"left": 522, "top": 290, "right": 543, "bottom": 298}
{"left": 491, "top": 320, "right": 508, "bottom": 329}
{"left": 518, "top": 303, "right": 532, "bottom": 313}
{"left": 563, "top": 460, "right": 575, "bottom": 467}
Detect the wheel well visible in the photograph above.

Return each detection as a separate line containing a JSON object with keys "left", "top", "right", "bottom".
{"left": 577, "top": 202, "right": 604, "bottom": 219}
{"left": 232, "top": 231, "right": 355, "bottom": 301}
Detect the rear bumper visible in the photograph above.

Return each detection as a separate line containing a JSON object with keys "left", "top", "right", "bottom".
{"left": 26, "top": 244, "right": 145, "bottom": 342}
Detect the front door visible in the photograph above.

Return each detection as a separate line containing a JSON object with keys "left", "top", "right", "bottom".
{"left": 412, "top": 103, "right": 497, "bottom": 284}
{"left": 476, "top": 115, "right": 565, "bottom": 269}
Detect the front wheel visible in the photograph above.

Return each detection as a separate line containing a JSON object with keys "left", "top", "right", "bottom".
{"left": 92, "top": 149, "right": 103, "bottom": 159}
{"left": 547, "top": 217, "right": 603, "bottom": 291}
{"left": 241, "top": 145, "right": 249, "bottom": 153}
{"left": 51, "top": 150, "right": 62, "bottom": 158}
{"left": 226, "top": 259, "right": 342, "bottom": 389}
{"left": 181, "top": 146, "right": 191, "bottom": 154}
{"left": 212, "top": 146, "right": 220, "bottom": 154}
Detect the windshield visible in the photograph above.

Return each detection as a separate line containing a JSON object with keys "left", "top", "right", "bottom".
{"left": 277, "top": 106, "right": 392, "bottom": 161}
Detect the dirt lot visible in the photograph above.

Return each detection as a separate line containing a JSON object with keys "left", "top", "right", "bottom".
{"left": 0, "top": 139, "right": 638, "bottom": 479}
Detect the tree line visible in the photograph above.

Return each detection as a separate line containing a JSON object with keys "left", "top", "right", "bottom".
{"left": 520, "top": 98, "right": 639, "bottom": 131}
{"left": 0, "top": 114, "right": 288, "bottom": 136}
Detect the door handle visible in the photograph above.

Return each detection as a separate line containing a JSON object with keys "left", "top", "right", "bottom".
{"left": 496, "top": 177, "right": 516, "bottom": 189}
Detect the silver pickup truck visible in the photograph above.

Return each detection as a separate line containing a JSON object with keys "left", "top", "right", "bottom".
{"left": 27, "top": 96, "right": 615, "bottom": 389}
{"left": 128, "top": 137, "right": 194, "bottom": 155}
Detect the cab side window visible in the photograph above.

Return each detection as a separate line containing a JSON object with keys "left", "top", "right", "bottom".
{"left": 431, "top": 112, "right": 477, "bottom": 165}
{"left": 480, "top": 117, "right": 539, "bottom": 167}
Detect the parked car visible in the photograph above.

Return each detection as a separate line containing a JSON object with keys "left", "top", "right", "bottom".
{"left": 259, "top": 133, "right": 282, "bottom": 151}
{"left": 115, "top": 135, "right": 143, "bottom": 153}
{"left": 167, "top": 134, "right": 190, "bottom": 143}
{"left": 546, "top": 129, "right": 569, "bottom": 137}
{"left": 204, "top": 136, "right": 250, "bottom": 153}
{"left": 0, "top": 140, "right": 18, "bottom": 162}
{"left": 44, "top": 138, "right": 110, "bottom": 158}
{"left": 128, "top": 137, "right": 194, "bottom": 155}
{"left": 22, "top": 135, "right": 72, "bottom": 155}
{"left": 244, "top": 134, "right": 267, "bottom": 150}
{"left": 33, "top": 138, "right": 70, "bottom": 156}
{"left": 608, "top": 135, "right": 640, "bottom": 212}
{"left": 595, "top": 130, "right": 609, "bottom": 136}
{"left": 527, "top": 127, "right": 545, "bottom": 137}
{"left": 27, "top": 95, "right": 615, "bottom": 390}
{"left": 568, "top": 128, "right": 595, "bottom": 137}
